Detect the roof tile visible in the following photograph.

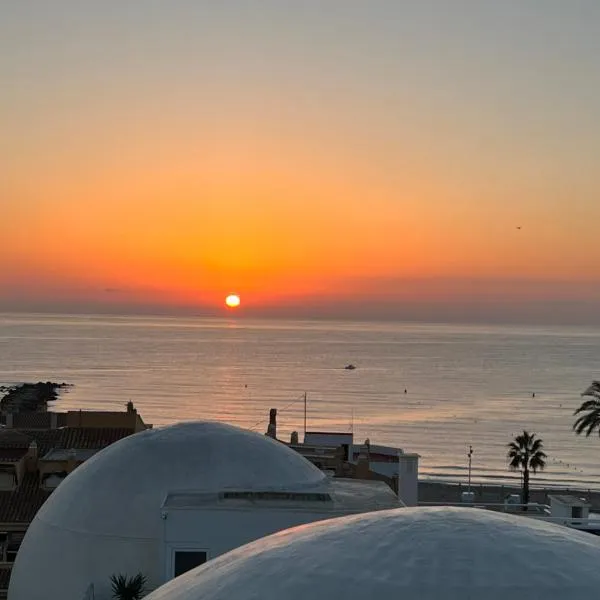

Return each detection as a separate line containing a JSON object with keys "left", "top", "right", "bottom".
{"left": 0, "top": 427, "right": 135, "bottom": 524}
{"left": 0, "top": 472, "right": 51, "bottom": 523}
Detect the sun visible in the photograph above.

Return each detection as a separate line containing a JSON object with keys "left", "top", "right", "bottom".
{"left": 225, "top": 294, "right": 241, "bottom": 308}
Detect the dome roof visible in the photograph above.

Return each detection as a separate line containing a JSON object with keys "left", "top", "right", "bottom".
{"left": 8, "top": 422, "right": 326, "bottom": 600}
{"left": 29, "top": 421, "right": 325, "bottom": 534}
{"left": 145, "top": 506, "right": 600, "bottom": 600}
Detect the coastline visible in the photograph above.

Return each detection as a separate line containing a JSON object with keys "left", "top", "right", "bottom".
{"left": 0, "top": 381, "right": 70, "bottom": 412}
{"left": 419, "top": 480, "right": 600, "bottom": 511}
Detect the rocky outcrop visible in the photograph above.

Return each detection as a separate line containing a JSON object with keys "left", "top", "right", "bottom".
{"left": 0, "top": 382, "right": 71, "bottom": 413}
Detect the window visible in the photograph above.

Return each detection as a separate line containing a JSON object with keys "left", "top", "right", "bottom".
{"left": 6, "top": 544, "right": 19, "bottom": 562}
{"left": 572, "top": 506, "right": 583, "bottom": 519}
{"left": 221, "top": 491, "right": 331, "bottom": 502}
{"left": 173, "top": 551, "right": 207, "bottom": 577}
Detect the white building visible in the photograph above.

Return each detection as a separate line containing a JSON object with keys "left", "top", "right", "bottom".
{"left": 548, "top": 494, "right": 591, "bottom": 522}
{"left": 302, "top": 431, "right": 419, "bottom": 505}
{"left": 8, "top": 421, "right": 401, "bottom": 600}
{"left": 145, "top": 506, "right": 600, "bottom": 600}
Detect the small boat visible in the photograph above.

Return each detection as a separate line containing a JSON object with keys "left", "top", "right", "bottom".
{"left": 344, "top": 364, "right": 356, "bottom": 370}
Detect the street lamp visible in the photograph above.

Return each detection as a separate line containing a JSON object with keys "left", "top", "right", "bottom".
{"left": 467, "top": 445, "right": 474, "bottom": 494}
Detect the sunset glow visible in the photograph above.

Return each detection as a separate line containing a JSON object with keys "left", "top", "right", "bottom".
{"left": 1, "top": 3, "right": 599, "bottom": 324}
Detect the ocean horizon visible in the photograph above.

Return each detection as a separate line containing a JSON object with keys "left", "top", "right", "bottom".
{"left": 1, "top": 311, "right": 600, "bottom": 489}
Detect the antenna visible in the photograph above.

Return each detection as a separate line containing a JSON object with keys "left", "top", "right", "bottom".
{"left": 303, "top": 392, "right": 307, "bottom": 439}
{"left": 350, "top": 408, "right": 354, "bottom": 434}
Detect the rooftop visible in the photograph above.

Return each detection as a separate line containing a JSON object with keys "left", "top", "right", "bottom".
{"left": 145, "top": 507, "right": 600, "bottom": 600}
{"left": 41, "top": 448, "right": 98, "bottom": 462}
{"left": 0, "top": 473, "right": 51, "bottom": 523}
{"left": 0, "top": 427, "right": 135, "bottom": 526}
{"left": 0, "top": 427, "right": 136, "bottom": 455}
{"left": 549, "top": 494, "right": 591, "bottom": 507}
{"left": 0, "top": 449, "right": 28, "bottom": 463}
{"left": 0, "top": 412, "right": 67, "bottom": 430}
{"left": 162, "top": 478, "right": 400, "bottom": 513}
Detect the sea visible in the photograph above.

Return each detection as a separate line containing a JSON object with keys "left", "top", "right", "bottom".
{"left": 1, "top": 312, "right": 599, "bottom": 490}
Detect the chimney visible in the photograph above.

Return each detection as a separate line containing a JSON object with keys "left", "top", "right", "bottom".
{"left": 265, "top": 408, "right": 277, "bottom": 439}
{"left": 290, "top": 431, "right": 299, "bottom": 445}
{"left": 5, "top": 413, "right": 13, "bottom": 428}
{"left": 26, "top": 440, "right": 38, "bottom": 472}
{"left": 50, "top": 412, "right": 58, "bottom": 429}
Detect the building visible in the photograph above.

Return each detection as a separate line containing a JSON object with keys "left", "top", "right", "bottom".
{"left": 0, "top": 404, "right": 149, "bottom": 598}
{"left": 0, "top": 402, "right": 149, "bottom": 432}
{"left": 548, "top": 494, "right": 591, "bottom": 522}
{"left": 144, "top": 506, "right": 600, "bottom": 600}
{"left": 288, "top": 426, "right": 419, "bottom": 505}
{"left": 8, "top": 421, "right": 402, "bottom": 600}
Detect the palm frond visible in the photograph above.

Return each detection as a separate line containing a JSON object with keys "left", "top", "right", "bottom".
{"left": 581, "top": 381, "right": 600, "bottom": 398}
{"left": 573, "top": 399, "right": 600, "bottom": 416}
{"left": 573, "top": 409, "right": 600, "bottom": 436}
{"left": 110, "top": 572, "right": 147, "bottom": 600}
{"left": 574, "top": 383, "right": 600, "bottom": 436}
{"left": 530, "top": 438, "right": 543, "bottom": 452}
{"left": 530, "top": 452, "right": 546, "bottom": 472}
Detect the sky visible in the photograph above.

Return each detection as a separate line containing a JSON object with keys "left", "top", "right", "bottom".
{"left": 1, "top": 1, "right": 600, "bottom": 324}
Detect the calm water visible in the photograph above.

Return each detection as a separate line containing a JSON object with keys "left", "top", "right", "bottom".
{"left": 1, "top": 312, "right": 599, "bottom": 489}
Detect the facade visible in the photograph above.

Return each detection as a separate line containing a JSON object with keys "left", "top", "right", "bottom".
{"left": 8, "top": 421, "right": 402, "bottom": 600}
{"left": 548, "top": 494, "right": 590, "bottom": 521}
{"left": 160, "top": 478, "right": 398, "bottom": 581}
{"left": 0, "top": 404, "right": 148, "bottom": 432}
{"left": 145, "top": 506, "right": 600, "bottom": 600}
{"left": 0, "top": 405, "right": 149, "bottom": 598}
{"left": 264, "top": 410, "right": 419, "bottom": 505}
{"left": 291, "top": 428, "right": 419, "bottom": 505}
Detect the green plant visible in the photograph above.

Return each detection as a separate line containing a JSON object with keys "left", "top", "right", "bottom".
{"left": 110, "top": 572, "right": 147, "bottom": 600}
{"left": 507, "top": 430, "right": 546, "bottom": 510}
{"left": 573, "top": 381, "right": 600, "bottom": 437}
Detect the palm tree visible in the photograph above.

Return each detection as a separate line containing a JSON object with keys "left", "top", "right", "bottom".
{"left": 110, "top": 573, "right": 147, "bottom": 600}
{"left": 573, "top": 381, "right": 600, "bottom": 437}
{"left": 507, "top": 431, "right": 546, "bottom": 510}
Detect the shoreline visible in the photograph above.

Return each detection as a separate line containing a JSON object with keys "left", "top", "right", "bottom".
{"left": 418, "top": 479, "right": 600, "bottom": 511}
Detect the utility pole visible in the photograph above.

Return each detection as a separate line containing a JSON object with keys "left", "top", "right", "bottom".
{"left": 467, "top": 445, "right": 474, "bottom": 494}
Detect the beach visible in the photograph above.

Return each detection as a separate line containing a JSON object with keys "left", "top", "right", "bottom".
{"left": 419, "top": 480, "right": 600, "bottom": 511}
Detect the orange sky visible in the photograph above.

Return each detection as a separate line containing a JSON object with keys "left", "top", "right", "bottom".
{"left": 2, "top": 3, "right": 600, "bottom": 322}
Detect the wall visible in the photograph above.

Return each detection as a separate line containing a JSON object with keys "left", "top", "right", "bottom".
{"left": 9, "top": 504, "right": 372, "bottom": 600}
{"left": 38, "top": 459, "right": 80, "bottom": 483}
{"left": 0, "top": 473, "right": 15, "bottom": 491}
{"left": 65, "top": 411, "right": 140, "bottom": 430}
{"left": 160, "top": 505, "right": 360, "bottom": 583}
{"left": 8, "top": 520, "right": 160, "bottom": 600}
{"left": 549, "top": 498, "right": 590, "bottom": 521}
{"left": 398, "top": 454, "right": 419, "bottom": 506}
{"left": 369, "top": 460, "right": 400, "bottom": 479}
{"left": 304, "top": 433, "right": 353, "bottom": 447}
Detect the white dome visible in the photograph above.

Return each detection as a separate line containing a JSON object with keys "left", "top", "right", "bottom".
{"left": 145, "top": 506, "right": 600, "bottom": 600}
{"left": 8, "top": 421, "right": 326, "bottom": 600}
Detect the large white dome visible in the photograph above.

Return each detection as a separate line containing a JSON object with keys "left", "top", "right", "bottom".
{"left": 8, "top": 421, "right": 326, "bottom": 600}
{"left": 145, "top": 506, "right": 600, "bottom": 600}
